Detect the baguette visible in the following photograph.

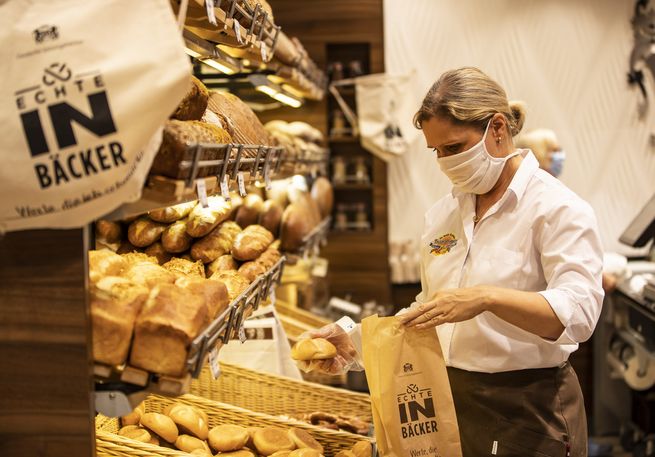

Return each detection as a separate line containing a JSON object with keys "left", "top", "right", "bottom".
{"left": 127, "top": 217, "right": 167, "bottom": 248}
{"left": 162, "top": 220, "right": 193, "bottom": 253}
{"left": 187, "top": 196, "right": 232, "bottom": 238}
{"left": 231, "top": 225, "right": 274, "bottom": 261}
{"left": 95, "top": 220, "right": 123, "bottom": 243}
{"left": 149, "top": 201, "right": 196, "bottom": 223}
{"left": 191, "top": 221, "right": 242, "bottom": 263}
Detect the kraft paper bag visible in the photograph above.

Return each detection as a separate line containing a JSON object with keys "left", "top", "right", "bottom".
{"left": 0, "top": 0, "right": 190, "bottom": 232}
{"left": 362, "top": 315, "right": 462, "bottom": 457}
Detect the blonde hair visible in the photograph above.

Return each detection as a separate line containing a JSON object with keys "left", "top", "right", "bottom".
{"left": 515, "top": 128, "right": 559, "bottom": 170}
{"left": 413, "top": 67, "right": 526, "bottom": 137}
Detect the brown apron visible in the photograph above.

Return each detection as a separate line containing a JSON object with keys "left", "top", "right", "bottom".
{"left": 447, "top": 362, "right": 587, "bottom": 457}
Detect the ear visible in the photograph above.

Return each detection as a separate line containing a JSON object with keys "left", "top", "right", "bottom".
{"left": 490, "top": 113, "right": 507, "bottom": 140}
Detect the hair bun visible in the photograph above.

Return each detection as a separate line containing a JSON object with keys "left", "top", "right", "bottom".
{"left": 508, "top": 100, "right": 526, "bottom": 136}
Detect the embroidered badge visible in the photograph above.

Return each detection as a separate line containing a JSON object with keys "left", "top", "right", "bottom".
{"left": 429, "top": 233, "right": 458, "bottom": 256}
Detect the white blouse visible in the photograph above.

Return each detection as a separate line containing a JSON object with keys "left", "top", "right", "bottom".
{"left": 415, "top": 150, "right": 604, "bottom": 372}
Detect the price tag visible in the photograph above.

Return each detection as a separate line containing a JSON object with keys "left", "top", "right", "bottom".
{"left": 205, "top": 0, "right": 217, "bottom": 25}
{"left": 310, "top": 167, "right": 318, "bottom": 179}
{"left": 268, "top": 287, "right": 276, "bottom": 306}
{"left": 233, "top": 19, "right": 243, "bottom": 45}
{"left": 260, "top": 43, "right": 268, "bottom": 62}
{"left": 264, "top": 166, "right": 272, "bottom": 191}
{"left": 312, "top": 257, "right": 329, "bottom": 278}
{"left": 238, "top": 325, "right": 247, "bottom": 343}
{"left": 237, "top": 171, "right": 247, "bottom": 197}
{"left": 208, "top": 347, "right": 221, "bottom": 379}
{"left": 196, "top": 179, "right": 209, "bottom": 208}
{"left": 220, "top": 174, "right": 231, "bottom": 200}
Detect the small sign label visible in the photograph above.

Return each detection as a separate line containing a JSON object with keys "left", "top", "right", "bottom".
{"left": 312, "top": 257, "right": 329, "bottom": 278}
{"left": 237, "top": 171, "right": 247, "bottom": 197}
{"left": 260, "top": 43, "right": 268, "bottom": 62}
{"left": 264, "top": 166, "right": 272, "bottom": 191}
{"left": 196, "top": 179, "right": 209, "bottom": 208}
{"left": 238, "top": 325, "right": 247, "bottom": 343}
{"left": 208, "top": 346, "right": 221, "bottom": 379}
{"left": 220, "top": 174, "right": 230, "bottom": 200}
{"left": 233, "top": 20, "right": 243, "bottom": 44}
{"left": 206, "top": 0, "right": 217, "bottom": 25}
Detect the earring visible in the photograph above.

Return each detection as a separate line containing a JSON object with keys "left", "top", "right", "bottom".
{"left": 496, "top": 136, "right": 502, "bottom": 144}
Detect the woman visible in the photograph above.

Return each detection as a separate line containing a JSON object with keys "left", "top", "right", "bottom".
{"left": 515, "top": 128, "right": 566, "bottom": 177}
{"left": 305, "top": 67, "right": 604, "bottom": 457}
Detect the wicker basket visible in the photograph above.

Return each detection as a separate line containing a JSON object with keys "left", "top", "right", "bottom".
{"left": 190, "top": 362, "right": 371, "bottom": 422}
{"left": 96, "top": 394, "right": 371, "bottom": 457}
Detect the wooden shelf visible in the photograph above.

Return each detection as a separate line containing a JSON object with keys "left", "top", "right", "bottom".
{"left": 333, "top": 182, "right": 372, "bottom": 190}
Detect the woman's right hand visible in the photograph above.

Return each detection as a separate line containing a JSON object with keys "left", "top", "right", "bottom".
{"left": 295, "top": 323, "right": 361, "bottom": 376}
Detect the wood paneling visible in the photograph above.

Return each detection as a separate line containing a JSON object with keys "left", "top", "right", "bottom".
{"left": 0, "top": 229, "right": 95, "bottom": 457}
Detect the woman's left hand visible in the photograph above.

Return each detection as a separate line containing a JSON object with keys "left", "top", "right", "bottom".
{"left": 399, "top": 285, "right": 492, "bottom": 329}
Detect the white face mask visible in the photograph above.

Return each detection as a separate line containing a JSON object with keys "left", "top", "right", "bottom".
{"left": 437, "top": 120, "right": 520, "bottom": 194}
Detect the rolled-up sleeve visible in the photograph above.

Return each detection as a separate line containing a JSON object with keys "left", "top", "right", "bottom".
{"left": 537, "top": 201, "right": 605, "bottom": 345}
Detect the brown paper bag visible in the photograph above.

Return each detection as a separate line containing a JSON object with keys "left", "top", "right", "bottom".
{"left": 362, "top": 315, "right": 462, "bottom": 457}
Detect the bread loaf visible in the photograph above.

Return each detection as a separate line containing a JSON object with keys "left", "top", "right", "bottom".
{"left": 118, "top": 425, "right": 153, "bottom": 443}
{"left": 191, "top": 221, "right": 242, "bottom": 263}
{"left": 176, "top": 435, "right": 212, "bottom": 453}
{"left": 310, "top": 177, "right": 333, "bottom": 219}
{"left": 123, "top": 262, "right": 177, "bottom": 288}
{"left": 290, "top": 338, "right": 337, "bottom": 361}
{"left": 89, "top": 250, "right": 127, "bottom": 283}
{"left": 210, "top": 270, "right": 250, "bottom": 301}
{"left": 253, "top": 428, "right": 296, "bottom": 456}
{"left": 221, "top": 450, "right": 256, "bottom": 457}
{"left": 270, "top": 451, "right": 292, "bottom": 457}
{"left": 121, "top": 402, "right": 145, "bottom": 427}
{"left": 116, "top": 241, "right": 140, "bottom": 255}
{"left": 163, "top": 258, "right": 205, "bottom": 278}
{"left": 150, "top": 201, "right": 196, "bottom": 223}
{"left": 187, "top": 196, "right": 232, "bottom": 238}
{"left": 297, "top": 194, "right": 321, "bottom": 227}
{"left": 207, "top": 91, "right": 270, "bottom": 147}
{"left": 95, "top": 220, "right": 123, "bottom": 243}
{"left": 351, "top": 441, "right": 372, "bottom": 457}
{"left": 280, "top": 204, "right": 313, "bottom": 252}
{"left": 206, "top": 254, "right": 238, "bottom": 277}
{"left": 162, "top": 220, "right": 193, "bottom": 253}
{"left": 258, "top": 200, "right": 283, "bottom": 237}
{"left": 144, "top": 242, "right": 173, "bottom": 265}
{"left": 238, "top": 261, "right": 267, "bottom": 283}
{"left": 130, "top": 284, "right": 208, "bottom": 376}
{"left": 140, "top": 412, "right": 179, "bottom": 443}
{"left": 167, "top": 403, "right": 209, "bottom": 440}
{"left": 90, "top": 277, "right": 149, "bottom": 366}
{"left": 127, "top": 218, "right": 167, "bottom": 248}
{"left": 232, "top": 225, "right": 274, "bottom": 261}
{"left": 235, "top": 194, "right": 264, "bottom": 228}
{"left": 190, "top": 449, "right": 214, "bottom": 457}
{"left": 172, "top": 76, "right": 209, "bottom": 121}
{"left": 334, "top": 452, "right": 356, "bottom": 457}
{"left": 176, "top": 276, "right": 229, "bottom": 320}
{"left": 208, "top": 424, "right": 250, "bottom": 452}
{"left": 287, "top": 428, "right": 323, "bottom": 454}
{"left": 289, "top": 449, "right": 322, "bottom": 457}
{"left": 256, "top": 246, "right": 281, "bottom": 270}
{"left": 121, "top": 252, "right": 159, "bottom": 266}
{"left": 150, "top": 120, "right": 232, "bottom": 179}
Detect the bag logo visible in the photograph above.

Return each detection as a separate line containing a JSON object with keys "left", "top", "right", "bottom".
{"left": 14, "top": 62, "right": 125, "bottom": 192}
{"left": 429, "top": 233, "right": 458, "bottom": 256}
{"left": 33, "top": 25, "right": 59, "bottom": 43}
{"left": 397, "top": 384, "right": 438, "bottom": 439}
{"left": 403, "top": 363, "right": 414, "bottom": 373}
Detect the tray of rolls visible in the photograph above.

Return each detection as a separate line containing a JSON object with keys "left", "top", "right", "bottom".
{"left": 96, "top": 394, "right": 373, "bottom": 457}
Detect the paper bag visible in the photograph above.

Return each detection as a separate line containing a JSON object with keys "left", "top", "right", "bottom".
{"left": 362, "top": 315, "right": 462, "bottom": 457}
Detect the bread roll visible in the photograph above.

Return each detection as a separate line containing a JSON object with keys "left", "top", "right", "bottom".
{"left": 310, "top": 177, "right": 333, "bottom": 219}
{"left": 95, "top": 220, "right": 123, "bottom": 243}
{"left": 259, "top": 200, "right": 283, "bottom": 237}
{"left": 279, "top": 204, "right": 313, "bottom": 252}
{"left": 289, "top": 449, "right": 322, "bottom": 457}
{"left": 164, "top": 402, "right": 209, "bottom": 426}
{"left": 163, "top": 258, "right": 205, "bottom": 278}
{"left": 210, "top": 270, "right": 250, "bottom": 301}
{"left": 290, "top": 339, "right": 337, "bottom": 361}
{"left": 140, "top": 412, "right": 179, "bottom": 444}
{"left": 130, "top": 284, "right": 208, "bottom": 376}
{"left": 162, "top": 220, "right": 194, "bottom": 253}
{"left": 266, "top": 178, "right": 290, "bottom": 208}
{"left": 232, "top": 225, "right": 274, "bottom": 261}
{"left": 335, "top": 451, "right": 356, "bottom": 457}
{"left": 127, "top": 218, "right": 167, "bottom": 248}
{"left": 118, "top": 425, "right": 153, "bottom": 443}
{"left": 297, "top": 194, "right": 321, "bottom": 227}
{"left": 208, "top": 424, "right": 250, "bottom": 452}
{"left": 222, "top": 450, "right": 257, "bottom": 457}
{"left": 121, "top": 402, "right": 145, "bottom": 427}
{"left": 121, "top": 252, "right": 159, "bottom": 266}
{"left": 176, "top": 276, "right": 229, "bottom": 320}
{"left": 351, "top": 441, "right": 372, "bottom": 457}
{"left": 144, "top": 242, "right": 173, "bottom": 265}
{"left": 176, "top": 434, "right": 212, "bottom": 453}
{"left": 237, "top": 261, "right": 266, "bottom": 283}
{"left": 123, "top": 262, "right": 177, "bottom": 288}
{"left": 235, "top": 194, "right": 264, "bottom": 229}
{"left": 168, "top": 403, "right": 209, "bottom": 440}
{"left": 89, "top": 249, "right": 127, "bottom": 283}
{"left": 190, "top": 449, "right": 213, "bottom": 457}
{"left": 172, "top": 76, "right": 209, "bottom": 121}
{"left": 256, "top": 246, "right": 282, "bottom": 270}
{"left": 270, "top": 451, "right": 292, "bottom": 457}
{"left": 91, "top": 276, "right": 149, "bottom": 366}
{"left": 288, "top": 428, "right": 323, "bottom": 454}
{"left": 149, "top": 201, "right": 196, "bottom": 223}
{"left": 116, "top": 241, "right": 140, "bottom": 255}
{"left": 253, "top": 428, "right": 296, "bottom": 456}
{"left": 187, "top": 196, "right": 232, "bottom": 238}
{"left": 191, "top": 221, "right": 242, "bottom": 264}
{"left": 206, "top": 254, "right": 238, "bottom": 277}
{"left": 246, "top": 427, "right": 261, "bottom": 451}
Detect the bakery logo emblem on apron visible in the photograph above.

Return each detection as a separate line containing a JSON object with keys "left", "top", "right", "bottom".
{"left": 33, "top": 25, "right": 59, "bottom": 43}
{"left": 15, "top": 62, "right": 124, "bottom": 190}
{"left": 429, "top": 233, "right": 458, "bottom": 256}
{"left": 397, "top": 383, "right": 438, "bottom": 439}
{"left": 403, "top": 362, "right": 414, "bottom": 373}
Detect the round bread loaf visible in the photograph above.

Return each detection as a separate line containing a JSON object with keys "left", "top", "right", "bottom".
{"left": 175, "top": 434, "right": 212, "bottom": 453}
{"left": 140, "top": 412, "right": 179, "bottom": 443}
{"left": 289, "top": 448, "right": 322, "bottom": 457}
{"left": 208, "top": 424, "right": 250, "bottom": 452}
{"left": 120, "top": 402, "right": 145, "bottom": 427}
{"left": 118, "top": 425, "right": 152, "bottom": 443}
{"left": 270, "top": 451, "right": 293, "bottom": 457}
{"left": 258, "top": 199, "right": 284, "bottom": 237}
{"left": 288, "top": 428, "right": 324, "bottom": 454}
{"left": 235, "top": 194, "right": 264, "bottom": 229}
{"left": 279, "top": 203, "right": 313, "bottom": 252}
{"left": 310, "top": 177, "right": 334, "bottom": 219}
{"left": 253, "top": 428, "right": 296, "bottom": 456}
{"left": 220, "top": 450, "right": 257, "bottom": 457}
{"left": 167, "top": 403, "right": 209, "bottom": 440}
